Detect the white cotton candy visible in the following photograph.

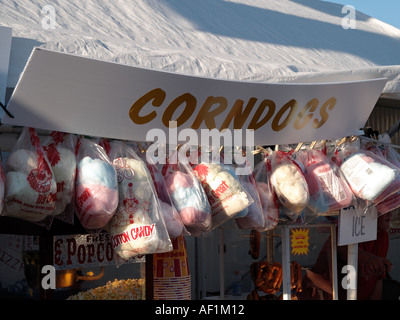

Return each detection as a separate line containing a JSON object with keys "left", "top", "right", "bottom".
{"left": 51, "top": 147, "right": 76, "bottom": 215}
{"left": 4, "top": 171, "right": 48, "bottom": 222}
{"left": 110, "top": 156, "right": 163, "bottom": 259}
{"left": 193, "top": 163, "right": 252, "bottom": 228}
{"left": 340, "top": 153, "right": 396, "bottom": 201}
{"left": 51, "top": 147, "right": 76, "bottom": 183}
{"left": 271, "top": 163, "right": 309, "bottom": 212}
{"left": 6, "top": 149, "right": 38, "bottom": 175}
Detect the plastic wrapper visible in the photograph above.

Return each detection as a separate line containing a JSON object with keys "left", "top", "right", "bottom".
{"left": 163, "top": 151, "right": 212, "bottom": 236}
{"left": 43, "top": 131, "right": 77, "bottom": 223}
{"left": 237, "top": 152, "right": 278, "bottom": 231}
{"left": 3, "top": 127, "right": 57, "bottom": 222}
{"left": 362, "top": 141, "right": 400, "bottom": 204}
{"left": 193, "top": 162, "right": 253, "bottom": 229}
{"left": 269, "top": 150, "right": 309, "bottom": 219}
{"left": 301, "top": 148, "right": 353, "bottom": 214}
{"left": 376, "top": 190, "right": 400, "bottom": 215}
{"left": 140, "top": 148, "right": 189, "bottom": 239}
{"left": 107, "top": 140, "right": 172, "bottom": 262}
{"left": 339, "top": 149, "right": 397, "bottom": 202}
{"left": 374, "top": 144, "right": 400, "bottom": 214}
{"left": 75, "top": 138, "right": 118, "bottom": 230}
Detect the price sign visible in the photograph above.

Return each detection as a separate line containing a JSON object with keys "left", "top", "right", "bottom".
{"left": 338, "top": 205, "right": 377, "bottom": 246}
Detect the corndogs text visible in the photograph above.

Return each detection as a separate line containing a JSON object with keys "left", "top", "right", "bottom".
{"left": 129, "top": 88, "right": 337, "bottom": 132}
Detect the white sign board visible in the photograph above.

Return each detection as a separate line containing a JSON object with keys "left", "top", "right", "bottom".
{"left": 3, "top": 48, "right": 386, "bottom": 146}
{"left": 338, "top": 205, "right": 377, "bottom": 246}
{"left": 0, "top": 26, "right": 12, "bottom": 106}
{"left": 53, "top": 233, "right": 145, "bottom": 270}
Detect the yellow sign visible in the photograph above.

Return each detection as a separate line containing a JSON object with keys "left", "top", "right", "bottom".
{"left": 291, "top": 228, "right": 310, "bottom": 255}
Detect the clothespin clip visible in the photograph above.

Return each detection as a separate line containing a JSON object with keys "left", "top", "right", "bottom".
{"left": 294, "top": 142, "right": 304, "bottom": 152}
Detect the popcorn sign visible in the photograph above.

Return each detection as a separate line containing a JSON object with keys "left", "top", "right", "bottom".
{"left": 53, "top": 233, "right": 144, "bottom": 270}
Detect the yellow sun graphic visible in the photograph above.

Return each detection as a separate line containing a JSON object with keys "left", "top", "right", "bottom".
{"left": 290, "top": 228, "right": 310, "bottom": 256}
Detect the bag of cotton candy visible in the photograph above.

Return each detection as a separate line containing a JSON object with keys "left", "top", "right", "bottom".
{"left": 238, "top": 150, "right": 279, "bottom": 231}
{"left": 338, "top": 142, "right": 398, "bottom": 203}
{"left": 75, "top": 138, "right": 118, "bottom": 230}
{"left": 43, "top": 131, "right": 77, "bottom": 223}
{"left": 163, "top": 150, "right": 212, "bottom": 236}
{"left": 269, "top": 149, "right": 309, "bottom": 219}
{"left": 193, "top": 161, "right": 253, "bottom": 229}
{"left": 107, "top": 140, "right": 172, "bottom": 261}
{"left": 374, "top": 144, "right": 400, "bottom": 214}
{"left": 3, "top": 127, "right": 57, "bottom": 222}
{"left": 301, "top": 147, "right": 354, "bottom": 214}
{"left": 139, "top": 145, "right": 189, "bottom": 239}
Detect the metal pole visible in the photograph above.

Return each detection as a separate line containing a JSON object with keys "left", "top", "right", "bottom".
{"left": 219, "top": 227, "right": 225, "bottom": 300}
{"left": 281, "top": 225, "right": 291, "bottom": 300}
{"left": 330, "top": 224, "right": 338, "bottom": 300}
{"left": 347, "top": 243, "right": 358, "bottom": 300}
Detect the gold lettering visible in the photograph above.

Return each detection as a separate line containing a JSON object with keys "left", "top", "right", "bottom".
{"left": 271, "top": 99, "right": 298, "bottom": 131}
{"left": 220, "top": 98, "right": 257, "bottom": 130}
{"left": 294, "top": 98, "right": 319, "bottom": 130}
{"left": 162, "top": 93, "right": 196, "bottom": 127}
{"left": 191, "top": 96, "right": 227, "bottom": 129}
{"left": 313, "top": 97, "right": 336, "bottom": 129}
{"left": 248, "top": 99, "right": 275, "bottom": 130}
{"left": 129, "top": 88, "right": 165, "bottom": 124}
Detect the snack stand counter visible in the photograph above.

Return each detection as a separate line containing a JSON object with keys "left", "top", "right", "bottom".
{"left": 0, "top": 215, "right": 151, "bottom": 300}
{"left": 0, "top": 45, "right": 395, "bottom": 302}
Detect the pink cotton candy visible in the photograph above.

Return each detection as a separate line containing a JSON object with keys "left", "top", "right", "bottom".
{"left": 75, "top": 183, "right": 118, "bottom": 229}
{"left": 160, "top": 201, "right": 184, "bottom": 238}
{"left": 257, "top": 182, "right": 279, "bottom": 229}
{"left": 306, "top": 160, "right": 353, "bottom": 212}
{"left": 165, "top": 171, "right": 193, "bottom": 193}
{"left": 180, "top": 207, "right": 209, "bottom": 227}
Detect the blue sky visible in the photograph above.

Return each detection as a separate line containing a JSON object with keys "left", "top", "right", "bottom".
{"left": 322, "top": 0, "right": 400, "bottom": 29}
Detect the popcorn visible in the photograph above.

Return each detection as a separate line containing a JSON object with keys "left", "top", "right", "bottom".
{"left": 67, "top": 278, "right": 145, "bottom": 300}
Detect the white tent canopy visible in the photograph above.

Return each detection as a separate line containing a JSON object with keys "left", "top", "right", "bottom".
{"left": 2, "top": 0, "right": 400, "bottom": 99}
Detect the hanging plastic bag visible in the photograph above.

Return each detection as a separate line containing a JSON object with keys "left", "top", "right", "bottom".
{"left": 163, "top": 149, "right": 212, "bottom": 236}
{"left": 3, "top": 127, "right": 57, "bottom": 222}
{"left": 375, "top": 144, "right": 400, "bottom": 214}
{"left": 193, "top": 159, "right": 253, "bottom": 229}
{"left": 75, "top": 137, "right": 118, "bottom": 230}
{"left": 237, "top": 150, "right": 279, "bottom": 231}
{"left": 269, "top": 149, "right": 309, "bottom": 220}
{"left": 339, "top": 142, "right": 397, "bottom": 203}
{"left": 107, "top": 140, "right": 172, "bottom": 262}
{"left": 361, "top": 142, "right": 400, "bottom": 204}
{"left": 138, "top": 144, "right": 189, "bottom": 239}
{"left": 43, "top": 131, "right": 77, "bottom": 223}
{"left": 302, "top": 147, "right": 353, "bottom": 214}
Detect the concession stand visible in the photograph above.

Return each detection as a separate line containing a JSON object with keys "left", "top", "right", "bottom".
{"left": 1, "top": 0, "right": 400, "bottom": 302}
